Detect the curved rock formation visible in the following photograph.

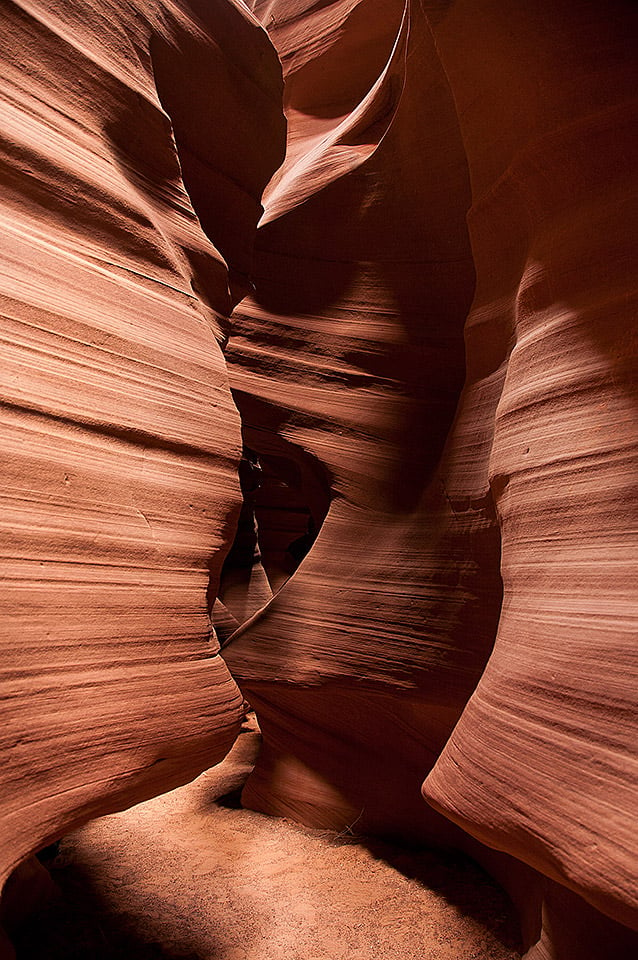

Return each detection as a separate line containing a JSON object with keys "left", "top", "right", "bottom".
{"left": 0, "top": 0, "right": 284, "bottom": 905}
{"left": 2, "top": 1, "right": 636, "bottom": 958}
{"left": 421, "top": 0, "right": 638, "bottom": 943}
{"left": 223, "top": 0, "right": 492, "bottom": 844}
{"left": 222, "top": 0, "right": 638, "bottom": 955}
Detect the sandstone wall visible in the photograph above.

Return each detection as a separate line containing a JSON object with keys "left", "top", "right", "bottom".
{"left": 1, "top": 2, "right": 636, "bottom": 958}
{"left": 0, "top": 0, "right": 284, "bottom": 893}
{"left": 223, "top": 1, "right": 638, "bottom": 955}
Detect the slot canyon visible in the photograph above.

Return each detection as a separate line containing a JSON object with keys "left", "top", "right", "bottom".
{"left": 0, "top": 0, "right": 636, "bottom": 957}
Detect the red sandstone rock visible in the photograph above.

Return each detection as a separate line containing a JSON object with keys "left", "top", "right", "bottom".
{"left": 421, "top": 0, "right": 638, "bottom": 938}
{"left": 223, "top": 0, "right": 638, "bottom": 955}
{"left": 0, "top": 0, "right": 284, "bottom": 901}
{"left": 224, "top": 0, "right": 492, "bottom": 843}
{"left": 2, "top": 1, "right": 637, "bottom": 958}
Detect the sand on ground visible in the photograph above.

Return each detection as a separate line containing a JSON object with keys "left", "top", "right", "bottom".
{"left": 13, "top": 715, "right": 522, "bottom": 959}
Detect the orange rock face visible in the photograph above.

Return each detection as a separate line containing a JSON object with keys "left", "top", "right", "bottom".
{"left": 0, "top": 0, "right": 284, "bottom": 893}
{"left": 421, "top": 0, "right": 638, "bottom": 939}
{"left": 2, "top": 1, "right": 637, "bottom": 958}
{"left": 224, "top": 0, "right": 492, "bottom": 843}
{"left": 222, "top": 0, "right": 638, "bottom": 954}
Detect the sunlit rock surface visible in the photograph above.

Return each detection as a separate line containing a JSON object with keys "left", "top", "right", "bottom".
{"left": 421, "top": 0, "right": 638, "bottom": 940}
{"left": 224, "top": 0, "right": 489, "bottom": 840}
{"left": 1, "top": 1, "right": 636, "bottom": 959}
{"left": 0, "top": 0, "right": 284, "bottom": 899}
{"left": 222, "top": 0, "right": 638, "bottom": 956}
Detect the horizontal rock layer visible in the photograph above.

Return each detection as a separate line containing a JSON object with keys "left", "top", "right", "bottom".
{"left": 422, "top": 0, "right": 638, "bottom": 935}
{"left": 224, "top": 0, "right": 638, "bottom": 956}
{"left": 0, "top": 0, "right": 284, "bottom": 897}
{"left": 2, "top": 2, "right": 636, "bottom": 959}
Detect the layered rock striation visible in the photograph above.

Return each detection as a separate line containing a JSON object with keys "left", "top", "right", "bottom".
{"left": 1, "top": 1, "right": 637, "bottom": 958}
{"left": 223, "top": 0, "right": 638, "bottom": 955}
{"left": 0, "top": 0, "right": 284, "bottom": 904}
{"left": 223, "top": 0, "right": 494, "bottom": 845}
{"left": 421, "top": 0, "right": 638, "bottom": 941}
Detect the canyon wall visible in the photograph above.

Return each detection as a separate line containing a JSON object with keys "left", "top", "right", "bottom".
{"left": 223, "top": 0, "right": 500, "bottom": 849}
{"left": 0, "top": 0, "right": 284, "bottom": 905}
{"left": 223, "top": 0, "right": 638, "bottom": 956}
{"left": 1, "top": 1, "right": 636, "bottom": 958}
{"left": 421, "top": 0, "right": 638, "bottom": 945}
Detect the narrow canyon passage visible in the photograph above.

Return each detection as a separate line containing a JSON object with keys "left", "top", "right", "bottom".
{"left": 13, "top": 716, "right": 520, "bottom": 960}
{"left": 2, "top": 2, "right": 636, "bottom": 958}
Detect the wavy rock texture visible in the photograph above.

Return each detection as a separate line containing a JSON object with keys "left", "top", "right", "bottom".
{"left": 0, "top": 0, "right": 284, "bottom": 904}
{"left": 223, "top": 0, "right": 638, "bottom": 956}
{"left": 2, "top": 1, "right": 637, "bottom": 958}
{"left": 421, "top": 0, "right": 638, "bottom": 944}
{"left": 224, "top": 0, "right": 493, "bottom": 846}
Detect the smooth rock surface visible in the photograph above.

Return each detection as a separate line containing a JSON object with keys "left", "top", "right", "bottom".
{"left": 223, "top": 0, "right": 638, "bottom": 955}
{"left": 224, "top": 0, "right": 493, "bottom": 842}
{"left": 421, "top": 0, "right": 638, "bottom": 936}
{"left": 0, "top": 0, "right": 284, "bottom": 900}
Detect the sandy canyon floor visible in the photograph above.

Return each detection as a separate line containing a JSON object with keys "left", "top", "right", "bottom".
{"left": 14, "top": 715, "right": 522, "bottom": 959}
